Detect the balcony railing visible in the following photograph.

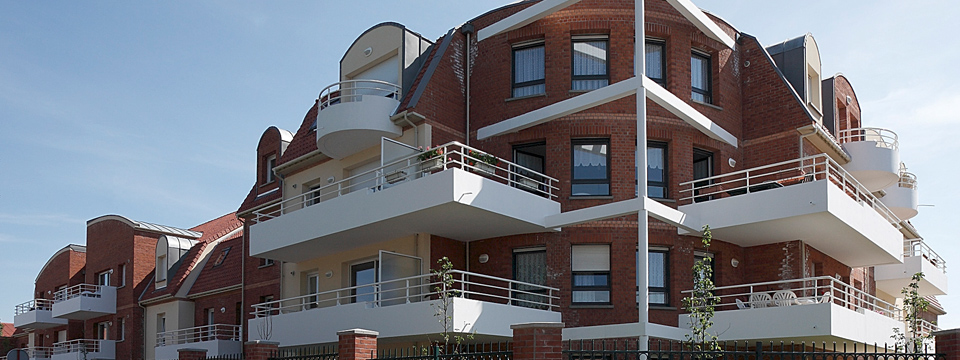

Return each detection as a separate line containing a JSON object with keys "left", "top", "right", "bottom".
{"left": 897, "top": 171, "right": 918, "bottom": 190}
{"left": 682, "top": 276, "right": 901, "bottom": 320}
{"left": 678, "top": 154, "right": 902, "bottom": 227}
{"left": 156, "top": 324, "right": 242, "bottom": 347}
{"left": 905, "top": 238, "right": 946, "bottom": 273}
{"left": 318, "top": 79, "right": 401, "bottom": 110}
{"left": 7, "top": 347, "right": 54, "bottom": 359}
{"left": 15, "top": 299, "right": 54, "bottom": 315}
{"left": 251, "top": 269, "right": 559, "bottom": 317}
{"left": 253, "top": 141, "right": 560, "bottom": 222}
{"left": 917, "top": 319, "right": 940, "bottom": 337}
{"left": 839, "top": 127, "right": 899, "bottom": 151}
{"left": 53, "top": 283, "right": 107, "bottom": 302}
{"left": 52, "top": 339, "right": 104, "bottom": 355}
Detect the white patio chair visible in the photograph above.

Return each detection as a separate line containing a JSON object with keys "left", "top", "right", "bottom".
{"left": 749, "top": 292, "right": 772, "bottom": 308}
{"left": 773, "top": 290, "right": 798, "bottom": 306}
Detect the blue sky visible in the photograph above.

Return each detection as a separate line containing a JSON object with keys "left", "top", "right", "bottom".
{"left": 1, "top": 0, "right": 958, "bottom": 330}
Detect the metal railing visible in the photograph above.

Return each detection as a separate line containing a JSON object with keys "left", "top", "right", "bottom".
{"left": 53, "top": 339, "right": 103, "bottom": 355}
{"left": 899, "top": 171, "right": 919, "bottom": 189}
{"left": 376, "top": 342, "right": 511, "bottom": 360}
{"left": 677, "top": 153, "right": 902, "bottom": 227}
{"left": 838, "top": 127, "right": 899, "bottom": 150}
{"left": 251, "top": 269, "right": 559, "bottom": 317}
{"left": 905, "top": 238, "right": 946, "bottom": 272}
{"left": 563, "top": 338, "right": 942, "bottom": 359}
{"left": 156, "top": 324, "right": 242, "bottom": 347}
{"left": 14, "top": 298, "right": 54, "bottom": 315}
{"left": 318, "top": 79, "right": 401, "bottom": 110}
{"left": 681, "top": 276, "right": 902, "bottom": 320}
{"left": 918, "top": 319, "right": 940, "bottom": 338}
{"left": 53, "top": 283, "right": 106, "bottom": 302}
{"left": 6, "top": 347, "right": 54, "bottom": 359}
{"left": 252, "top": 141, "right": 559, "bottom": 222}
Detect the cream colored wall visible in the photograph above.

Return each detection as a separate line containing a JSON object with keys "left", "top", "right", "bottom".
{"left": 804, "top": 35, "right": 823, "bottom": 118}
{"left": 280, "top": 233, "right": 431, "bottom": 301}
{"left": 342, "top": 25, "right": 403, "bottom": 80}
{"left": 143, "top": 300, "right": 196, "bottom": 360}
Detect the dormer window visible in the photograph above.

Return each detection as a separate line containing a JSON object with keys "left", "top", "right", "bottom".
{"left": 265, "top": 155, "right": 277, "bottom": 184}
{"left": 156, "top": 254, "right": 167, "bottom": 282}
{"left": 155, "top": 235, "right": 198, "bottom": 288}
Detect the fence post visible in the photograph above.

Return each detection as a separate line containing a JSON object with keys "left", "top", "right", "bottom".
{"left": 177, "top": 348, "right": 207, "bottom": 360}
{"left": 934, "top": 328, "right": 960, "bottom": 357}
{"left": 511, "top": 322, "right": 564, "bottom": 360}
{"left": 245, "top": 340, "right": 280, "bottom": 360}
{"left": 338, "top": 328, "right": 379, "bottom": 360}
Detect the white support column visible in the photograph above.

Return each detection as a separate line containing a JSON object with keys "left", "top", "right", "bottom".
{"left": 636, "top": 0, "right": 649, "bottom": 351}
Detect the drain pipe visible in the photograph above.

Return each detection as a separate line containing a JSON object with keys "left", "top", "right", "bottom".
{"left": 798, "top": 125, "right": 820, "bottom": 159}
{"left": 461, "top": 24, "right": 474, "bottom": 146}
{"left": 401, "top": 112, "right": 420, "bottom": 148}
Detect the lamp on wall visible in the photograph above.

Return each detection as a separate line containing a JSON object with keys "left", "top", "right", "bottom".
{"left": 731, "top": 258, "right": 740, "bottom": 268}
{"left": 221, "top": 307, "right": 226, "bottom": 313}
{"left": 478, "top": 254, "right": 489, "bottom": 264}
{"left": 728, "top": 158, "right": 736, "bottom": 168}
{"left": 325, "top": 271, "right": 334, "bottom": 278}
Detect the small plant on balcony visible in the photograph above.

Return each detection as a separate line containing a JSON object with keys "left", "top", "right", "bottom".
{"left": 430, "top": 257, "right": 473, "bottom": 354}
{"left": 682, "top": 225, "right": 720, "bottom": 357}
{"left": 466, "top": 150, "right": 498, "bottom": 166}
{"left": 418, "top": 146, "right": 445, "bottom": 162}
{"left": 892, "top": 272, "right": 932, "bottom": 353}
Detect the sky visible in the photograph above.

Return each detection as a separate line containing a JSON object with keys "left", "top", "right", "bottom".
{"left": 1, "top": 0, "right": 959, "bottom": 331}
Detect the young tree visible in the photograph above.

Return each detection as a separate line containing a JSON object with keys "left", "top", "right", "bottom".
{"left": 682, "top": 225, "right": 720, "bottom": 355}
{"left": 892, "top": 272, "right": 933, "bottom": 353}
{"left": 431, "top": 257, "right": 473, "bottom": 353}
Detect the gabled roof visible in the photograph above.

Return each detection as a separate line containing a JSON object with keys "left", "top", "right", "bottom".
{"left": 87, "top": 214, "right": 202, "bottom": 239}
{"left": 187, "top": 233, "right": 243, "bottom": 297}
{"left": 1, "top": 322, "right": 15, "bottom": 337}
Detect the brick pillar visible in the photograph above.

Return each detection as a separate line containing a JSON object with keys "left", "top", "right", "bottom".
{"left": 177, "top": 348, "right": 207, "bottom": 360}
{"left": 338, "top": 328, "right": 379, "bottom": 360}
{"left": 934, "top": 329, "right": 960, "bottom": 357}
{"left": 511, "top": 322, "right": 565, "bottom": 360}
{"left": 245, "top": 340, "right": 280, "bottom": 360}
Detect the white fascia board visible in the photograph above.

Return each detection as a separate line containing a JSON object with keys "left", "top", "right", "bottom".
{"left": 477, "top": 0, "right": 581, "bottom": 42}
{"left": 542, "top": 196, "right": 699, "bottom": 233}
{"left": 643, "top": 77, "right": 738, "bottom": 147}
{"left": 663, "top": 0, "right": 736, "bottom": 49}
{"left": 477, "top": 77, "right": 640, "bottom": 140}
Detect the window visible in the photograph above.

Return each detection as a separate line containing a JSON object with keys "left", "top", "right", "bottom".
{"left": 213, "top": 247, "right": 231, "bottom": 267}
{"left": 156, "top": 314, "right": 166, "bottom": 345}
{"left": 156, "top": 255, "right": 167, "bottom": 282}
{"left": 305, "top": 273, "right": 320, "bottom": 309}
{"left": 259, "top": 258, "right": 275, "bottom": 267}
{"left": 513, "top": 248, "right": 548, "bottom": 308}
{"left": 571, "top": 245, "right": 611, "bottom": 305}
{"left": 57, "top": 329, "right": 67, "bottom": 343}
{"left": 637, "top": 141, "right": 668, "bottom": 198}
{"left": 693, "top": 148, "right": 714, "bottom": 202}
{"left": 513, "top": 142, "right": 546, "bottom": 195}
{"left": 571, "top": 139, "right": 610, "bottom": 196}
{"left": 117, "top": 318, "right": 125, "bottom": 342}
{"left": 351, "top": 261, "right": 378, "bottom": 303}
{"left": 265, "top": 155, "right": 277, "bottom": 184}
{"left": 694, "top": 251, "right": 715, "bottom": 284}
{"left": 691, "top": 51, "right": 712, "bottom": 103}
{"left": 512, "top": 41, "right": 546, "bottom": 97}
{"left": 572, "top": 36, "right": 609, "bottom": 90}
{"left": 118, "top": 264, "right": 126, "bottom": 287}
{"left": 95, "top": 321, "right": 109, "bottom": 340}
{"left": 645, "top": 39, "right": 666, "bottom": 86}
{"left": 647, "top": 249, "right": 669, "bottom": 306}
{"left": 97, "top": 270, "right": 110, "bottom": 287}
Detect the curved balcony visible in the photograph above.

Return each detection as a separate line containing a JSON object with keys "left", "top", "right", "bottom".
{"left": 14, "top": 299, "right": 67, "bottom": 329}
{"left": 838, "top": 128, "right": 900, "bottom": 191}
{"left": 315, "top": 79, "right": 402, "bottom": 159}
{"left": 881, "top": 170, "right": 919, "bottom": 220}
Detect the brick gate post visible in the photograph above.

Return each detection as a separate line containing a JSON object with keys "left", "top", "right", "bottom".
{"left": 177, "top": 348, "right": 207, "bottom": 360}
{"left": 511, "top": 322, "right": 565, "bottom": 360}
{"left": 245, "top": 340, "right": 280, "bottom": 360}
{"left": 338, "top": 329, "right": 379, "bottom": 360}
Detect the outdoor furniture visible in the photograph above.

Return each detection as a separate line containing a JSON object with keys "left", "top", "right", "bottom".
{"left": 725, "top": 181, "right": 784, "bottom": 197}
{"left": 749, "top": 292, "right": 772, "bottom": 308}
{"left": 773, "top": 290, "right": 798, "bottom": 306}
{"left": 819, "top": 291, "right": 832, "bottom": 304}
{"left": 735, "top": 299, "right": 749, "bottom": 309}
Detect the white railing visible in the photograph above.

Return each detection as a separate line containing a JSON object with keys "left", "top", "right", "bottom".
{"left": 251, "top": 269, "right": 559, "bottom": 317}
{"left": 318, "top": 79, "right": 401, "bottom": 110}
{"left": 53, "top": 283, "right": 106, "bottom": 302}
{"left": 681, "top": 276, "right": 902, "bottom": 320}
{"left": 677, "top": 154, "right": 902, "bottom": 226}
{"left": 53, "top": 339, "right": 102, "bottom": 355}
{"left": 838, "top": 127, "right": 899, "bottom": 151}
{"left": 26, "top": 347, "right": 54, "bottom": 359}
{"left": 156, "top": 324, "right": 242, "bottom": 347}
{"left": 917, "top": 319, "right": 940, "bottom": 338}
{"left": 15, "top": 298, "right": 54, "bottom": 315}
{"left": 898, "top": 171, "right": 918, "bottom": 190}
{"left": 252, "top": 141, "right": 560, "bottom": 222}
{"left": 905, "top": 238, "right": 946, "bottom": 272}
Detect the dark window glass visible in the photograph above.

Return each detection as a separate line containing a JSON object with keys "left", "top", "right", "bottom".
{"left": 513, "top": 43, "right": 546, "bottom": 97}
{"left": 572, "top": 139, "right": 610, "bottom": 196}
{"left": 513, "top": 249, "right": 548, "bottom": 308}
{"left": 351, "top": 261, "right": 378, "bottom": 303}
{"left": 646, "top": 40, "right": 666, "bottom": 86}
{"left": 637, "top": 141, "right": 668, "bottom": 198}
{"left": 691, "top": 51, "right": 712, "bottom": 103}
{"left": 693, "top": 148, "right": 714, "bottom": 202}
{"left": 572, "top": 37, "right": 609, "bottom": 90}
{"left": 694, "top": 252, "right": 715, "bottom": 284}
{"left": 513, "top": 142, "right": 547, "bottom": 196}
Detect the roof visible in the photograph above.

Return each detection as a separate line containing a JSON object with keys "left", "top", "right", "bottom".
{"left": 187, "top": 233, "right": 244, "bottom": 297}
{"left": 87, "top": 214, "right": 202, "bottom": 239}
{"left": 1, "top": 322, "right": 15, "bottom": 337}
{"left": 35, "top": 244, "right": 86, "bottom": 283}
{"left": 926, "top": 296, "right": 946, "bottom": 315}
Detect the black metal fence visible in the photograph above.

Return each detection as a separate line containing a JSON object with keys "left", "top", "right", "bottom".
{"left": 204, "top": 353, "right": 244, "bottom": 360}
{"left": 375, "top": 342, "right": 512, "bottom": 360}
{"left": 269, "top": 344, "right": 339, "bottom": 360}
{"left": 563, "top": 339, "right": 945, "bottom": 360}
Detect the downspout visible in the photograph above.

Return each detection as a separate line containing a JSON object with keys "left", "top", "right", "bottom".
{"left": 798, "top": 124, "right": 820, "bottom": 159}
{"left": 461, "top": 24, "right": 474, "bottom": 146}
{"left": 401, "top": 113, "right": 419, "bottom": 148}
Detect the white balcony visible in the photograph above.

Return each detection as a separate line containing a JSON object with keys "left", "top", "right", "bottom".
{"left": 249, "top": 270, "right": 560, "bottom": 347}
{"left": 679, "top": 277, "right": 904, "bottom": 345}
{"left": 52, "top": 339, "right": 115, "bottom": 360}
{"left": 678, "top": 154, "right": 903, "bottom": 267}
{"left": 315, "top": 79, "right": 403, "bottom": 159}
{"left": 839, "top": 128, "right": 900, "bottom": 191}
{"left": 250, "top": 142, "right": 560, "bottom": 262}
{"left": 14, "top": 299, "right": 67, "bottom": 329}
{"left": 52, "top": 284, "right": 117, "bottom": 320}
{"left": 881, "top": 170, "right": 919, "bottom": 220}
{"left": 155, "top": 324, "right": 242, "bottom": 360}
{"left": 875, "top": 239, "right": 947, "bottom": 296}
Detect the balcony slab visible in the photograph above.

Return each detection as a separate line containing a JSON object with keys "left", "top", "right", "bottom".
{"left": 876, "top": 256, "right": 948, "bottom": 296}
{"left": 14, "top": 308, "right": 67, "bottom": 330}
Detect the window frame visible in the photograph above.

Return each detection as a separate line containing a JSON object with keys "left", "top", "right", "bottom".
{"left": 512, "top": 142, "right": 547, "bottom": 195}
{"left": 691, "top": 50, "right": 713, "bottom": 104}
{"left": 694, "top": 251, "right": 715, "bottom": 284}
{"left": 118, "top": 264, "right": 126, "bottom": 288}
{"left": 641, "top": 141, "right": 668, "bottom": 198}
{"left": 97, "top": 270, "right": 110, "bottom": 287}
{"left": 647, "top": 248, "right": 670, "bottom": 306}
{"left": 645, "top": 39, "right": 667, "bottom": 87}
{"left": 571, "top": 138, "right": 612, "bottom": 197}
{"left": 265, "top": 155, "right": 277, "bottom": 184}
{"left": 571, "top": 35, "right": 610, "bottom": 91}
{"left": 512, "top": 247, "right": 548, "bottom": 308}
{"left": 571, "top": 244, "right": 612, "bottom": 306}
{"left": 511, "top": 40, "right": 546, "bottom": 98}
{"left": 156, "top": 254, "right": 167, "bottom": 282}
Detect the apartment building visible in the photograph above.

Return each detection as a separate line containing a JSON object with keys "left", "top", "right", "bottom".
{"left": 237, "top": 0, "right": 947, "bottom": 350}
{"left": 10, "top": 213, "right": 275, "bottom": 360}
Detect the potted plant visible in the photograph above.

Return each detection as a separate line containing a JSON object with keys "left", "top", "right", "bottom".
{"left": 467, "top": 150, "right": 499, "bottom": 175}
{"left": 418, "top": 146, "right": 445, "bottom": 172}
